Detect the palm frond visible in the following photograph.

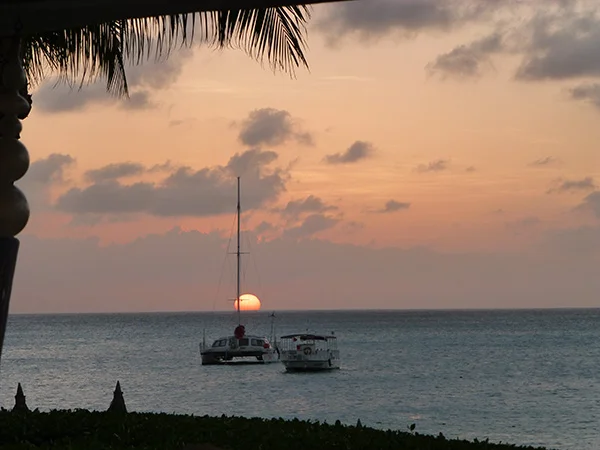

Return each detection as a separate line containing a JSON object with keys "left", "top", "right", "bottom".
{"left": 209, "top": 6, "right": 310, "bottom": 74}
{"left": 21, "top": 6, "right": 311, "bottom": 98}
{"left": 23, "top": 22, "right": 129, "bottom": 96}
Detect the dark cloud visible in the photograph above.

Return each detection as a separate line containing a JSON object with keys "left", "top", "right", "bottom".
{"left": 237, "top": 108, "right": 314, "bottom": 147}
{"left": 33, "top": 48, "right": 192, "bottom": 113}
{"left": 55, "top": 149, "right": 287, "bottom": 218}
{"left": 576, "top": 191, "right": 600, "bottom": 218}
{"left": 283, "top": 214, "right": 340, "bottom": 239}
{"left": 377, "top": 200, "right": 411, "bottom": 214}
{"left": 317, "top": 0, "right": 464, "bottom": 42}
{"left": 441, "top": 5, "right": 600, "bottom": 85}
{"left": 414, "top": 159, "right": 449, "bottom": 173}
{"left": 427, "top": 33, "right": 504, "bottom": 79}
{"left": 278, "top": 195, "right": 337, "bottom": 219}
{"left": 15, "top": 153, "right": 76, "bottom": 213}
{"left": 254, "top": 221, "right": 277, "bottom": 235}
{"left": 84, "top": 161, "right": 176, "bottom": 183}
{"left": 324, "top": 141, "right": 375, "bottom": 165}
{"left": 547, "top": 177, "right": 597, "bottom": 194}
{"left": 528, "top": 156, "right": 558, "bottom": 167}
{"left": 34, "top": 80, "right": 155, "bottom": 113}
{"left": 569, "top": 83, "right": 600, "bottom": 111}
{"left": 24, "top": 153, "right": 75, "bottom": 185}
{"left": 315, "top": 0, "right": 529, "bottom": 45}
{"left": 226, "top": 149, "right": 279, "bottom": 176}
{"left": 85, "top": 162, "right": 145, "bottom": 183}
{"left": 332, "top": 1, "right": 600, "bottom": 96}
{"left": 515, "top": 12, "right": 600, "bottom": 81}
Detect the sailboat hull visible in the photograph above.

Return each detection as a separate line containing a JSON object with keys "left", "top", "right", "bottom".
{"left": 201, "top": 350, "right": 279, "bottom": 365}
{"left": 199, "top": 334, "right": 280, "bottom": 365}
{"left": 201, "top": 352, "right": 279, "bottom": 365}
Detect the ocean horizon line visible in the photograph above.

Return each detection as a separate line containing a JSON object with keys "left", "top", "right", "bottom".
{"left": 8, "top": 306, "right": 600, "bottom": 317}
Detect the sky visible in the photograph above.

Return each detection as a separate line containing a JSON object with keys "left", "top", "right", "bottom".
{"left": 10, "top": 0, "right": 600, "bottom": 313}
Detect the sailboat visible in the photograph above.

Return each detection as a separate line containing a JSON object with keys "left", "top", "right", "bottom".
{"left": 199, "top": 177, "right": 279, "bottom": 365}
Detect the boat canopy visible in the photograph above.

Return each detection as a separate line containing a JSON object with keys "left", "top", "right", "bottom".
{"left": 280, "top": 334, "right": 336, "bottom": 341}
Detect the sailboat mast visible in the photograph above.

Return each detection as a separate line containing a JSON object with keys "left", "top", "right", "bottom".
{"left": 236, "top": 176, "right": 241, "bottom": 326}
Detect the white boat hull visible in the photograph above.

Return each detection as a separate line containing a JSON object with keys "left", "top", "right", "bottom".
{"left": 282, "top": 359, "right": 340, "bottom": 371}
{"left": 280, "top": 350, "right": 340, "bottom": 372}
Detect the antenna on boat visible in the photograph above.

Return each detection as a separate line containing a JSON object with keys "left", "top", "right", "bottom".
{"left": 270, "top": 312, "right": 276, "bottom": 345}
{"left": 236, "top": 176, "right": 241, "bottom": 327}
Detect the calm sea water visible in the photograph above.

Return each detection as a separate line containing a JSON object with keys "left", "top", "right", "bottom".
{"left": 1, "top": 309, "right": 599, "bottom": 450}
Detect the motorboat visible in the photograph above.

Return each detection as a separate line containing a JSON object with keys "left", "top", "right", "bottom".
{"left": 278, "top": 333, "right": 340, "bottom": 371}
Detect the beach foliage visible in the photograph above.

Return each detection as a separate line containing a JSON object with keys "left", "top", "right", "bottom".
{"left": 0, "top": 409, "right": 550, "bottom": 450}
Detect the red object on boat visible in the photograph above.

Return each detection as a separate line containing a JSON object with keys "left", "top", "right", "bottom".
{"left": 234, "top": 325, "right": 245, "bottom": 339}
{"left": 263, "top": 343, "right": 270, "bottom": 349}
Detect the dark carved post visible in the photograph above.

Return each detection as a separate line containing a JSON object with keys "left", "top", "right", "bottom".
{"left": 12, "top": 382, "right": 29, "bottom": 412}
{"left": 0, "top": 35, "right": 31, "bottom": 367}
{"left": 108, "top": 381, "right": 127, "bottom": 413}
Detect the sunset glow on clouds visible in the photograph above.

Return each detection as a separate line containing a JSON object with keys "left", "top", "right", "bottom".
{"left": 12, "top": 0, "right": 600, "bottom": 313}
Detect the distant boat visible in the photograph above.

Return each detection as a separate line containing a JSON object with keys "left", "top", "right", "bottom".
{"left": 199, "top": 177, "right": 279, "bottom": 366}
{"left": 278, "top": 332, "right": 340, "bottom": 371}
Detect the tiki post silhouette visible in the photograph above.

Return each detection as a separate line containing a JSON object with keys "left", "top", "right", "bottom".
{"left": 108, "top": 381, "right": 127, "bottom": 413}
{"left": 13, "top": 382, "right": 29, "bottom": 412}
{"left": 0, "top": 36, "right": 31, "bottom": 369}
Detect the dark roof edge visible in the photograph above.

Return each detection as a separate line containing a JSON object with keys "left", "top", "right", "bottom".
{"left": 0, "top": 0, "right": 352, "bottom": 37}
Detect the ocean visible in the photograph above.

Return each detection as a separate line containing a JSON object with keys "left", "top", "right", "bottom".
{"left": 1, "top": 309, "right": 599, "bottom": 450}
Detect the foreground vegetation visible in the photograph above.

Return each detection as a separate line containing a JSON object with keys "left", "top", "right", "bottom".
{"left": 0, "top": 410, "right": 549, "bottom": 450}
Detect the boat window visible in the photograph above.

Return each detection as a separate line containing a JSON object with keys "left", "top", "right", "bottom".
{"left": 251, "top": 339, "right": 264, "bottom": 346}
{"left": 212, "top": 341, "right": 220, "bottom": 348}
{"left": 239, "top": 338, "right": 249, "bottom": 346}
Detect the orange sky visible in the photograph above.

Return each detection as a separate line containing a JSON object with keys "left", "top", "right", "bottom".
{"left": 10, "top": 1, "right": 600, "bottom": 313}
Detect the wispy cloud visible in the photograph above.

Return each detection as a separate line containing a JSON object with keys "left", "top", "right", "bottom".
{"left": 375, "top": 200, "right": 411, "bottom": 214}
{"left": 528, "top": 156, "right": 559, "bottom": 167}
{"left": 321, "top": 75, "right": 374, "bottom": 82}
{"left": 324, "top": 141, "right": 375, "bottom": 165}
{"left": 575, "top": 191, "right": 600, "bottom": 218}
{"left": 547, "top": 177, "right": 597, "bottom": 194}
{"left": 414, "top": 159, "right": 449, "bottom": 173}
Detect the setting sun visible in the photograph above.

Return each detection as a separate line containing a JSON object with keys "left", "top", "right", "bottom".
{"left": 233, "top": 294, "right": 262, "bottom": 311}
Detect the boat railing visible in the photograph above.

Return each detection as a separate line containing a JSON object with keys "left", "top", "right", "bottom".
{"left": 279, "top": 336, "right": 338, "bottom": 352}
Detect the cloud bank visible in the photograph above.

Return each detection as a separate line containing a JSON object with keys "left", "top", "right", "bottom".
{"left": 54, "top": 149, "right": 287, "bottom": 219}
{"left": 12, "top": 225, "right": 600, "bottom": 313}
